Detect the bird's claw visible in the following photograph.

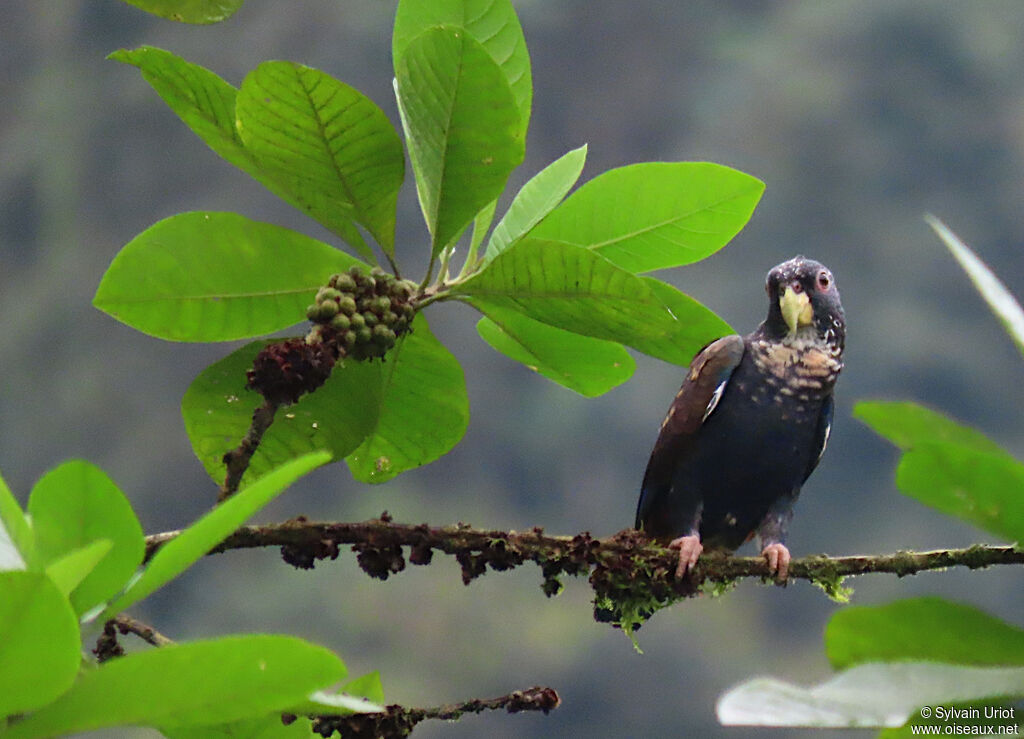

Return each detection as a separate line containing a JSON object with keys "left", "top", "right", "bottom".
{"left": 761, "top": 542, "right": 790, "bottom": 581}
{"left": 668, "top": 535, "right": 703, "bottom": 579}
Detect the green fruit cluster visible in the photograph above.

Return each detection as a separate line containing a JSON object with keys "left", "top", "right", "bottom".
{"left": 305, "top": 266, "right": 417, "bottom": 361}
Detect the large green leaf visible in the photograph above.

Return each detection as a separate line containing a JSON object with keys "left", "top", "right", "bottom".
{"left": 103, "top": 452, "right": 329, "bottom": 619}
{"left": 346, "top": 315, "right": 469, "bottom": 483}
{"left": 118, "top": 0, "right": 244, "bottom": 24}
{"left": 926, "top": 214, "right": 1024, "bottom": 357}
{"left": 717, "top": 662, "right": 1024, "bottom": 728}
{"left": 476, "top": 308, "right": 634, "bottom": 397}
{"left": 896, "top": 441, "right": 1024, "bottom": 543}
{"left": 0, "top": 572, "right": 80, "bottom": 717}
{"left": 642, "top": 275, "right": 734, "bottom": 362}
{"left": 236, "top": 62, "right": 405, "bottom": 256}
{"left": 395, "top": 26, "right": 525, "bottom": 254}
{"left": 392, "top": 0, "right": 532, "bottom": 136}
{"left": 28, "top": 460, "right": 144, "bottom": 615}
{"left": 854, "top": 401, "right": 1010, "bottom": 456}
{"left": 94, "top": 212, "right": 359, "bottom": 342}
{"left": 182, "top": 342, "right": 380, "bottom": 485}
{"left": 527, "top": 162, "right": 764, "bottom": 273}
{"left": 109, "top": 47, "right": 372, "bottom": 257}
{"left": 455, "top": 237, "right": 729, "bottom": 365}
{"left": 826, "top": 598, "right": 1024, "bottom": 669}
{"left": 4, "top": 636, "right": 346, "bottom": 737}
{"left": 485, "top": 144, "right": 588, "bottom": 261}
{"left": 0, "top": 470, "right": 32, "bottom": 569}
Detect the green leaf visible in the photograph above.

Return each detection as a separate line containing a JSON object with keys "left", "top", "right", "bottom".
{"left": 826, "top": 597, "right": 1024, "bottom": 669}
{"left": 455, "top": 237, "right": 730, "bottom": 365}
{"left": 182, "top": 342, "right": 380, "bottom": 485}
{"left": 716, "top": 661, "right": 1024, "bottom": 728}
{"left": 118, "top": 0, "right": 244, "bottom": 24}
{"left": 346, "top": 315, "right": 469, "bottom": 483}
{"left": 896, "top": 441, "right": 1024, "bottom": 543}
{"left": 109, "top": 47, "right": 242, "bottom": 164}
{"left": 392, "top": 0, "right": 532, "bottom": 136}
{"left": 485, "top": 144, "right": 588, "bottom": 261}
{"left": 0, "top": 469, "right": 32, "bottom": 569}
{"left": 290, "top": 669, "right": 387, "bottom": 717}
{"left": 340, "top": 671, "right": 385, "bottom": 705}
{"left": 94, "top": 212, "right": 360, "bottom": 342}
{"left": 476, "top": 308, "right": 634, "bottom": 397}
{"left": 854, "top": 401, "right": 1010, "bottom": 456}
{"left": 642, "top": 275, "right": 735, "bottom": 361}
{"left": 926, "top": 214, "right": 1024, "bottom": 357}
{"left": 5, "top": 636, "right": 346, "bottom": 737}
{"left": 0, "top": 572, "right": 80, "bottom": 717}
{"left": 44, "top": 540, "right": 113, "bottom": 600}
{"left": 236, "top": 62, "right": 405, "bottom": 256}
{"left": 109, "top": 47, "right": 372, "bottom": 257}
{"left": 162, "top": 715, "right": 312, "bottom": 739}
{"left": 528, "top": 162, "right": 764, "bottom": 273}
{"left": 162, "top": 715, "right": 312, "bottom": 738}
{"left": 27, "top": 460, "right": 145, "bottom": 615}
{"left": 395, "top": 26, "right": 525, "bottom": 254}
{"left": 102, "top": 452, "right": 329, "bottom": 619}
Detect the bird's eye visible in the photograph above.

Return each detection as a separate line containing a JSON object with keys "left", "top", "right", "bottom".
{"left": 817, "top": 271, "right": 831, "bottom": 290}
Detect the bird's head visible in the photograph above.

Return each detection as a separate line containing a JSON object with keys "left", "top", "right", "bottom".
{"left": 763, "top": 256, "right": 845, "bottom": 348}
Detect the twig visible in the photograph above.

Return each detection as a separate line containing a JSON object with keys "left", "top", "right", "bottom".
{"left": 219, "top": 399, "right": 279, "bottom": 501}
{"left": 93, "top": 615, "right": 174, "bottom": 662}
{"left": 305, "top": 685, "right": 561, "bottom": 738}
{"left": 113, "top": 614, "right": 175, "bottom": 648}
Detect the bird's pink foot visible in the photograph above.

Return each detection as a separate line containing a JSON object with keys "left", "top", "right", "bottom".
{"left": 761, "top": 542, "right": 790, "bottom": 581}
{"left": 668, "top": 535, "right": 703, "bottom": 578}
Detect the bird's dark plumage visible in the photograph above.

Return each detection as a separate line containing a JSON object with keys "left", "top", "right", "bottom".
{"left": 635, "top": 256, "right": 845, "bottom": 579}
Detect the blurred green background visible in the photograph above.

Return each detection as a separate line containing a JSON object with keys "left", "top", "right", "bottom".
{"left": 2, "top": 1, "right": 1023, "bottom": 737}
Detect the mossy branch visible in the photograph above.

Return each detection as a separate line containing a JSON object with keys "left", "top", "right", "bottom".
{"left": 145, "top": 514, "right": 1023, "bottom": 632}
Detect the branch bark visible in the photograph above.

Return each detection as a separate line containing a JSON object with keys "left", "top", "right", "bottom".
{"left": 219, "top": 399, "right": 279, "bottom": 501}
{"left": 304, "top": 685, "right": 560, "bottom": 738}
{"left": 145, "top": 514, "right": 1024, "bottom": 598}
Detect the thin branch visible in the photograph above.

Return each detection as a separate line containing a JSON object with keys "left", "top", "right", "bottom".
{"left": 93, "top": 614, "right": 173, "bottom": 662}
{"left": 113, "top": 614, "right": 175, "bottom": 648}
{"left": 219, "top": 398, "right": 279, "bottom": 501}
{"left": 304, "top": 685, "right": 561, "bottom": 738}
{"left": 145, "top": 514, "right": 1024, "bottom": 588}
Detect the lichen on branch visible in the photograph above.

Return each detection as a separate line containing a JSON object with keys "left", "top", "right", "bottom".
{"left": 145, "top": 514, "right": 1024, "bottom": 633}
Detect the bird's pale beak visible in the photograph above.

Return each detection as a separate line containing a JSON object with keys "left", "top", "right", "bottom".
{"left": 779, "top": 286, "right": 813, "bottom": 335}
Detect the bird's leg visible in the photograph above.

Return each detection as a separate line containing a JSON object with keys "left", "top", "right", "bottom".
{"left": 668, "top": 534, "right": 703, "bottom": 578}
{"left": 756, "top": 493, "right": 796, "bottom": 582}
{"left": 760, "top": 541, "right": 791, "bottom": 580}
